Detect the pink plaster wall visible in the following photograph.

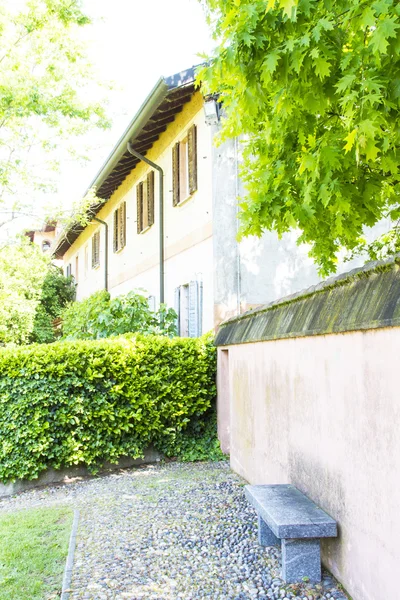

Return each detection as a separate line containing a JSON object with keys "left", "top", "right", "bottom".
{"left": 217, "top": 327, "right": 400, "bottom": 600}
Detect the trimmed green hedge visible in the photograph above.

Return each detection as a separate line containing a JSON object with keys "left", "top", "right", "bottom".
{"left": 0, "top": 333, "right": 218, "bottom": 483}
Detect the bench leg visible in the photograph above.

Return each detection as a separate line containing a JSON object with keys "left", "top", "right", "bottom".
{"left": 281, "top": 539, "right": 321, "bottom": 583}
{"left": 257, "top": 515, "right": 280, "bottom": 547}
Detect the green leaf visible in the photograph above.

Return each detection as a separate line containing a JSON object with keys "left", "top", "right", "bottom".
{"left": 314, "top": 57, "right": 331, "bottom": 79}
{"left": 370, "top": 16, "right": 400, "bottom": 54}
{"left": 360, "top": 6, "right": 376, "bottom": 28}
{"left": 336, "top": 73, "right": 357, "bottom": 94}
{"left": 279, "top": 0, "right": 298, "bottom": 18}
{"left": 263, "top": 50, "right": 281, "bottom": 75}
{"left": 344, "top": 129, "right": 357, "bottom": 153}
{"left": 365, "top": 139, "right": 380, "bottom": 161}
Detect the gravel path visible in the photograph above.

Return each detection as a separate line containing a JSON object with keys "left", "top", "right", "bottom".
{"left": 0, "top": 462, "right": 348, "bottom": 600}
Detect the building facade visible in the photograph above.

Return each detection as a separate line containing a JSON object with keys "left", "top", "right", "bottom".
{"left": 53, "top": 67, "right": 387, "bottom": 334}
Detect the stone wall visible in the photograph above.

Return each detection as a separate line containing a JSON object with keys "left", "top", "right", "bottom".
{"left": 215, "top": 257, "right": 400, "bottom": 600}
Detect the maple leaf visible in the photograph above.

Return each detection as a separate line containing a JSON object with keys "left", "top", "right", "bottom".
{"left": 369, "top": 16, "right": 400, "bottom": 54}
{"left": 344, "top": 129, "right": 357, "bottom": 153}
{"left": 263, "top": 50, "right": 281, "bottom": 75}
{"left": 279, "top": 0, "right": 298, "bottom": 19}
{"left": 336, "top": 73, "right": 357, "bottom": 94}
{"left": 314, "top": 57, "right": 331, "bottom": 79}
{"left": 365, "top": 139, "right": 380, "bottom": 161}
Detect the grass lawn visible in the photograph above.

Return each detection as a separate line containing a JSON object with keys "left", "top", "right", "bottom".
{"left": 0, "top": 505, "right": 73, "bottom": 600}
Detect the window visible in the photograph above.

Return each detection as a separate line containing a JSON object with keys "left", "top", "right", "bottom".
{"left": 172, "top": 124, "right": 197, "bottom": 206}
{"left": 148, "top": 295, "right": 156, "bottom": 313}
{"left": 84, "top": 245, "right": 89, "bottom": 277}
{"left": 174, "top": 280, "right": 203, "bottom": 338}
{"left": 66, "top": 263, "right": 72, "bottom": 278}
{"left": 113, "top": 202, "right": 126, "bottom": 252}
{"left": 75, "top": 255, "right": 79, "bottom": 284}
{"left": 92, "top": 231, "right": 100, "bottom": 268}
{"left": 42, "top": 240, "right": 51, "bottom": 252}
{"left": 137, "top": 171, "right": 155, "bottom": 233}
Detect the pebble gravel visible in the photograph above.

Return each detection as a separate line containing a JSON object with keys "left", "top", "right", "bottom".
{"left": 0, "top": 461, "right": 349, "bottom": 600}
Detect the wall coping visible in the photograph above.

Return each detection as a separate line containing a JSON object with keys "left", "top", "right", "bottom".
{"left": 215, "top": 256, "right": 400, "bottom": 346}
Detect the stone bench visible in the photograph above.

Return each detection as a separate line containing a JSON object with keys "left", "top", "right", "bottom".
{"left": 245, "top": 484, "right": 337, "bottom": 583}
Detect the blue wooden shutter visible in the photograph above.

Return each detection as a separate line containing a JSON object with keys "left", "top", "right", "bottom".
{"left": 148, "top": 295, "right": 156, "bottom": 313}
{"left": 198, "top": 280, "right": 203, "bottom": 336}
{"left": 189, "top": 281, "right": 202, "bottom": 338}
{"left": 174, "top": 287, "right": 181, "bottom": 336}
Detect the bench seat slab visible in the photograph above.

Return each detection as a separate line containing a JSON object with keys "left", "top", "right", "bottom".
{"left": 245, "top": 484, "right": 337, "bottom": 539}
{"left": 258, "top": 516, "right": 280, "bottom": 547}
{"left": 282, "top": 538, "right": 321, "bottom": 583}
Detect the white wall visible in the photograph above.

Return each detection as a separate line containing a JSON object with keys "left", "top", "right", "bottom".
{"left": 219, "top": 327, "right": 400, "bottom": 600}
{"left": 63, "top": 93, "right": 214, "bottom": 333}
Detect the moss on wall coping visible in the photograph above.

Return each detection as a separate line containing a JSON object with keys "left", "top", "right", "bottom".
{"left": 215, "top": 256, "right": 400, "bottom": 346}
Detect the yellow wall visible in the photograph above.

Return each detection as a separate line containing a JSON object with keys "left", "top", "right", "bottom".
{"left": 63, "top": 91, "right": 214, "bottom": 331}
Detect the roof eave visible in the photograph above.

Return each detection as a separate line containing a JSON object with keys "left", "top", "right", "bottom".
{"left": 52, "top": 66, "right": 199, "bottom": 259}
{"left": 86, "top": 76, "right": 170, "bottom": 198}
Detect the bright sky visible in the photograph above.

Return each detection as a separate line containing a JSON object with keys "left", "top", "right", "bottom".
{"left": 58, "top": 0, "right": 213, "bottom": 207}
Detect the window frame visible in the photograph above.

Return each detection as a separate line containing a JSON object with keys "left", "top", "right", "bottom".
{"left": 113, "top": 202, "right": 126, "bottom": 253}
{"left": 172, "top": 123, "right": 197, "bottom": 206}
{"left": 137, "top": 171, "right": 155, "bottom": 234}
{"left": 92, "top": 230, "right": 100, "bottom": 269}
{"left": 42, "top": 239, "right": 51, "bottom": 253}
{"left": 174, "top": 280, "right": 203, "bottom": 338}
{"left": 75, "top": 255, "right": 79, "bottom": 284}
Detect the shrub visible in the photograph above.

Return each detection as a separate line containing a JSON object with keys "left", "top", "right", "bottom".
{"left": 30, "top": 266, "right": 76, "bottom": 344}
{"left": 0, "top": 333, "right": 218, "bottom": 483}
{"left": 61, "top": 290, "right": 110, "bottom": 339}
{"left": 61, "top": 290, "right": 177, "bottom": 339}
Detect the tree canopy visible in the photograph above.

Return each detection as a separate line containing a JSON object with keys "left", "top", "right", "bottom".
{"left": 0, "top": 241, "right": 49, "bottom": 345}
{"left": 0, "top": 0, "right": 109, "bottom": 215}
{"left": 199, "top": 0, "right": 400, "bottom": 275}
{"left": 0, "top": 240, "right": 75, "bottom": 345}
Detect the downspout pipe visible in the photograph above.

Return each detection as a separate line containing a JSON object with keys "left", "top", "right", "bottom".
{"left": 127, "top": 142, "right": 164, "bottom": 305}
{"left": 92, "top": 216, "right": 108, "bottom": 292}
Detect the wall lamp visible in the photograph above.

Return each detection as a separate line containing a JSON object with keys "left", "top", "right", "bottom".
{"left": 203, "top": 96, "right": 220, "bottom": 125}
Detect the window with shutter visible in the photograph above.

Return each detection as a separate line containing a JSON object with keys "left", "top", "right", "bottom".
{"left": 172, "top": 124, "right": 198, "bottom": 206}
{"left": 119, "top": 202, "right": 126, "bottom": 249}
{"left": 147, "top": 170, "right": 155, "bottom": 227}
{"left": 174, "top": 287, "right": 181, "bottom": 336}
{"left": 137, "top": 182, "right": 143, "bottom": 233}
{"left": 113, "top": 203, "right": 126, "bottom": 252}
{"left": 188, "top": 124, "right": 197, "bottom": 195}
{"left": 84, "top": 245, "right": 89, "bottom": 277}
{"left": 92, "top": 231, "right": 100, "bottom": 268}
{"left": 175, "top": 280, "right": 203, "bottom": 338}
{"left": 172, "top": 143, "right": 180, "bottom": 206}
{"left": 113, "top": 210, "right": 118, "bottom": 252}
{"left": 148, "top": 295, "right": 156, "bottom": 313}
{"left": 137, "top": 172, "right": 155, "bottom": 233}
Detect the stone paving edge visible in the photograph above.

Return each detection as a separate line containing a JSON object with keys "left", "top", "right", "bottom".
{"left": 61, "top": 509, "right": 80, "bottom": 600}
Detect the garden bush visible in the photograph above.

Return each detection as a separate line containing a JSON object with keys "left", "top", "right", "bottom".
{"left": 61, "top": 290, "right": 177, "bottom": 340}
{"left": 0, "top": 333, "right": 220, "bottom": 483}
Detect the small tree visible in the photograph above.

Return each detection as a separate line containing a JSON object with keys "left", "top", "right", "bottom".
{"left": 199, "top": 0, "right": 400, "bottom": 275}
{"left": 30, "top": 266, "right": 76, "bottom": 344}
